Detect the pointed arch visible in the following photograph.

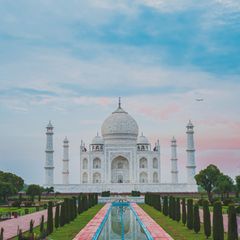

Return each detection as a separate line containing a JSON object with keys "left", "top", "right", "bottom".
{"left": 153, "top": 158, "right": 158, "bottom": 168}
{"left": 82, "top": 172, "right": 88, "bottom": 183}
{"left": 153, "top": 172, "right": 158, "bottom": 183}
{"left": 83, "top": 158, "right": 88, "bottom": 169}
{"left": 139, "top": 172, "right": 148, "bottom": 183}
{"left": 93, "top": 172, "right": 101, "bottom": 183}
{"left": 93, "top": 158, "right": 101, "bottom": 169}
{"left": 139, "top": 157, "right": 148, "bottom": 168}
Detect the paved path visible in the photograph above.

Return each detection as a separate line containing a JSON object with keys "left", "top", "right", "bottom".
{"left": 132, "top": 203, "right": 173, "bottom": 240}
{"left": 0, "top": 208, "right": 55, "bottom": 240}
{"left": 199, "top": 209, "right": 240, "bottom": 235}
{"left": 73, "top": 203, "right": 110, "bottom": 240}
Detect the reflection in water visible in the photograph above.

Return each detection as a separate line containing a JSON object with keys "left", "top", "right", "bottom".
{"left": 98, "top": 206, "right": 148, "bottom": 240}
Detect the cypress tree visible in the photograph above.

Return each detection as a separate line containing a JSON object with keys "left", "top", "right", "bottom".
{"left": 64, "top": 198, "right": 69, "bottom": 224}
{"left": 60, "top": 202, "right": 65, "bottom": 227}
{"left": 213, "top": 201, "right": 224, "bottom": 240}
{"left": 163, "top": 196, "right": 169, "bottom": 216}
{"left": 18, "top": 229, "right": 23, "bottom": 240}
{"left": 228, "top": 204, "right": 238, "bottom": 240}
{"left": 159, "top": 195, "right": 162, "bottom": 212}
{"left": 73, "top": 197, "right": 77, "bottom": 219}
{"left": 193, "top": 203, "right": 200, "bottom": 234}
{"left": 169, "top": 196, "right": 172, "bottom": 219}
{"left": 47, "top": 201, "right": 53, "bottom": 234}
{"left": 203, "top": 200, "right": 211, "bottom": 239}
{"left": 55, "top": 204, "right": 60, "bottom": 229}
{"left": 187, "top": 199, "right": 193, "bottom": 230}
{"left": 40, "top": 215, "right": 44, "bottom": 233}
{"left": 175, "top": 198, "right": 181, "bottom": 222}
{"left": 182, "top": 198, "right": 186, "bottom": 226}
{"left": 29, "top": 219, "right": 34, "bottom": 233}
{"left": 78, "top": 194, "right": 81, "bottom": 214}
{"left": 0, "top": 228, "right": 4, "bottom": 240}
{"left": 172, "top": 197, "right": 176, "bottom": 220}
{"left": 69, "top": 198, "right": 73, "bottom": 221}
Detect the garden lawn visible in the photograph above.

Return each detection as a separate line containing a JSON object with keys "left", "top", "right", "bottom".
{"left": 140, "top": 204, "right": 228, "bottom": 240}
{"left": 11, "top": 204, "right": 103, "bottom": 240}
{"left": 48, "top": 204, "right": 103, "bottom": 240}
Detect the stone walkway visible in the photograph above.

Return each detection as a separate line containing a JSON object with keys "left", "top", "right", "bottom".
{"left": 0, "top": 208, "right": 55, "bottom": 240}
{"left": 131, "top": 203, "right": 173, "bottom": 240}
{"left": 199, "top": 209, "right": 240, "bottom": 235}
{"left": 73, "top": 203, "right": 110, "bottom": 240}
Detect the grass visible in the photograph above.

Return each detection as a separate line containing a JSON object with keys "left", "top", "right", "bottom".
{"left": 0, "top": 207, "right": 43, "bottom": 216}
{"left": 48, "top": 204, "right": 103, "bottom": 240}
{"left": 140, "top": 204, "right": 229, "bottom": 240}
{"left": 11, "top": 204, "right": 103, "bottom": 240}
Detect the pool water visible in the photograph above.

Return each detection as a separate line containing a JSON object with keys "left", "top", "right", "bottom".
{"left": 97, "top": 203, "right": 148, "bottom": 240}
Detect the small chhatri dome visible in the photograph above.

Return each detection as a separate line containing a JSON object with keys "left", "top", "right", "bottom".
{"left": 92, "top": 133, "right": 104, "bottom": 145}
{"left": 138, "top": 132, "right": 149, "bottom": 144}
{"left": 187, "top": 120, "right": 194, "bottom": 128}
{"left": 47, "top": 121, "right": 53, "bottom": 128}
{"left": 63, "top": 136, "right": 68, "bottom": 143}
{"left": 101, "top": 98, "right": 139, "bottom": 142}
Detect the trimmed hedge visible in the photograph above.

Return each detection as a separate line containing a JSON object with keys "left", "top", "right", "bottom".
{"left": 203, "top": 200, "right": 211, "bottom": 239}
{"left": 228, "top": 204, "right": 238, "bottom": 240}
{"left": 213, "top": 201, "right": 224, "bottom": 240}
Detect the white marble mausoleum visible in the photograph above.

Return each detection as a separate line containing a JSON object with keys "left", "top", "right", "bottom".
{"left": 44, "top": 99, "right": 198, "bottom": 193}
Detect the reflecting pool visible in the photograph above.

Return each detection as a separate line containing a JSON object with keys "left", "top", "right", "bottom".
{"left": 98, "top": 203, "right": 148, "bottom": 240}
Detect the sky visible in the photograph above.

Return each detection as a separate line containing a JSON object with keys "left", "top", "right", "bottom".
{"left": 0, "top": 0, "right": 239, "bottom": 185}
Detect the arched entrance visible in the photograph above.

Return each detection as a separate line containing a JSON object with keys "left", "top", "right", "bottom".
{"left": 111, "top": 156, "right": 129, "bottom": 183}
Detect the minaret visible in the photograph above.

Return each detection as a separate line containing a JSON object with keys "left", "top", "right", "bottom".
{"left": 62, "top": 137, "right": 69, "bottom": 185}
{"left": 45, "top": 121, "right": 54, "bottom": 186}
{"left": 186, "top": 120, "right": 196, "bottom": 184}
{"left": 171, "top": 137, "right": 178, "bottom": 184}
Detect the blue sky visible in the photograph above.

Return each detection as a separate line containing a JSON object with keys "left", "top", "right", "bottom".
{"left": 0, "top": 0, "right": 240, "bottom": 184}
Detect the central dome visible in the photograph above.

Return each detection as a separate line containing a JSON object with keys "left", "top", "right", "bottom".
{"left": 101, "top": 103, "right": 139, "bottom": 142}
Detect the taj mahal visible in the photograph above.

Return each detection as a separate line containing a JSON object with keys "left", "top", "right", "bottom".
{"left": 44, "top": 99, "right": 197, "bottom": 193}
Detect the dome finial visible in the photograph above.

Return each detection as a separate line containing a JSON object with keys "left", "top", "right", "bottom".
{"left": 118, "top": 97, "right": 121, "bottom": 108}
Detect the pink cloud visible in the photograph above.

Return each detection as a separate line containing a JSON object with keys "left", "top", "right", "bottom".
{"left": 136, "top": 103, "right": 181, "bottom": 120}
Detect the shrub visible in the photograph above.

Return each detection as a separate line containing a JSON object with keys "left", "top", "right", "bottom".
{"left": 228, "top": 204, "right": 238, "bottom": 240}
{"left": 47, "top": 201, "right": 53, "bottom": 235}
{"left": 131, "top": 191, "right": 141, "bottom": 197}
{"left": 193, "top": 203, "right": 200, "bottom": 234}
{"left": 223, "top": 198, "right": 234, "bottom": 206}
{"left": 197, "top": 198, "right": 204, "bottom": 206}
{"left": 11, "top": 200, "right": 21, "bottom": 207}
{"left": 213, "top": 201, "right": 224, "bottom": 240}
{"left": 55, "top": 204, "right": 60, "bottom": 229}
{"left": 101, "top": 191, "right": 110, "bottom": 197}
{"left": 24, "top": 209, "right": 29, "bottom": 215}
{"left": 23, "top": 201, "right": 33, "bottom": 207}
{"left": 182, "top": 198, "right": 186, "bottom": 225}
{"left": 0, "top": 228, "right": 3, "bottom": 240}
{"left": 187, "top": 199, "right": 193, "bottom": 230}
{"left": 203, "top": 200, "right": 211, "bottom": 239}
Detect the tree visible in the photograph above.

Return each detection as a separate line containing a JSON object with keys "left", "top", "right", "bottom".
{"left": 0, "top": 171, "right": 24, "bottom": 192}
{"left": 187, "top": 199, "right": 193, "bottom": 230}
{"left": 235, "top": 175, "right": 240, "bottom": 198}
{"left": 60, "top": 202, "right": 65, "bottom": 227}
{"left": 203, "top": 200, "right": 211, "bottom": 239}
{"left": 195, "top": 165, "right": 221, "bottom": 202}
{"left": 29, "top": 219, "right": 34, "bottom": 234}
{"left": 0, "top": 228, "right": 4, "bottom": 240}
{"left": 228, "top": 204, "right": 238, "bottom": 240}
{"left": 26, "top": 184, "right": 42, "bottom": 202}
{"left": 175, "top": 198, "right": 181, "bottom": 222}
{"left": 0, "top": 182, "right": 15, "bottom": 201}
{"left": 163, "top": 196, "right": 169, "bottom": 216}
{"left": 193, "top": 203, "right": 200, "bottom": 234}
{"left": 182, "top": 198, "right": 186, "bottom": 226}
{"left": 213, "top": 201, "right": 224, "bottom": 240}
{"left": 55, "top": 204, "right": 60, "bottom": 229}
{"left": 40, "top": 215, "right": 44, "bottom": 234}
{"left": 215, "top": 174, "right": 234, "bottom": 200}
{"left": 47, "top": 201, "right": 53, "bottom": 235}
{"left": 45, "top": 186, "right": 54, "bottom": 195}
